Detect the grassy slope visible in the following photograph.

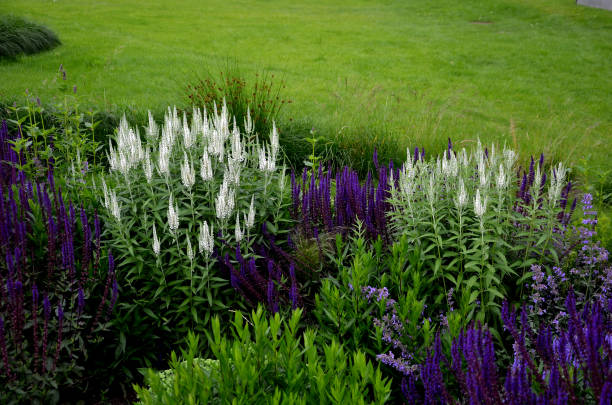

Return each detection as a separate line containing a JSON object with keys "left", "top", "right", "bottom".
{"left": 0, "top": 0, "right": 610, "bottom": 169}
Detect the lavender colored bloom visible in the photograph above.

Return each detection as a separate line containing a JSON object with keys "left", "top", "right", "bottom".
{"left": 77, "top": 287, "right": 85, "bottom": 315}
{"left": 108, "top": 279, "right": 118, "bottom": 315}
{"left": 289, "top": 263, "right": 299, "bottom": 310}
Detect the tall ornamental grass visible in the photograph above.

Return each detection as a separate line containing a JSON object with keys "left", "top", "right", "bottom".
{"left": 186, "top": 62, "right": 290, "bottom": 140}
{"left": 100, "top": 102, "right": 292, "bottom": 370}
{"left": 0, "top": 15, "right": 61, "bottom": 59}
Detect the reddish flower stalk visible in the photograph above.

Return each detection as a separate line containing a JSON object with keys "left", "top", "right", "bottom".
{"left": 41, "top": 294, "right": 50, "bottom": 374}
{"left": 0, "top": 317, "right": 13, "bottom": 381}
{"left": 32, "top": 284, "right": 39, "bottom": 371}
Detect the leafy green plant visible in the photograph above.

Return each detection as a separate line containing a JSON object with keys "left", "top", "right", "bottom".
{"left": 0, "top": 74, "right": 103, "bottom": 189}
{"left": 135, "top": 306, "right": 392, "bottom": 404}
{"left": 387, "top": 142, "right": 574, "bottom": 334}
{"left": 313, "top": 226, "right": 386, "bottom": 356}
{"left": 0, "top": 15, "right": 60, "bottom": 59}
{"left": 313, "top": 227, "right": 464, "bottom": 399}
{"left": 99, "top": 103, "right": 292, "bottom": 373}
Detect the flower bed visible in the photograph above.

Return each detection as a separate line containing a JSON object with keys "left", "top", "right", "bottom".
{"left": 1, "top": 95, "right": 610, "bottom": 404}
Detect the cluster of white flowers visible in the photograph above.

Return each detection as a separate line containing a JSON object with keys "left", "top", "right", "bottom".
{"left": 473, "top": 189, "right": 488, "bottom": 219}
{"left": 180, "top": 152, "right": 196, "bottom": 189}
{"left": 455, "top": 178, "right": 468, "bottom": 209}
{"left": 258, "top": 122, "right": 279, "bottom": 172}
{"left": 198, "top": 221, "right": 214, "bottom": 257}
{"left": 101, "top": 178, "right": 121, "bottom": 222}
{"left": 215, "top": 175, "right": 235, "bottom": 220}
{"left": 104, "top": 100, "right": 284, "bottom": 263}
{"left": 200, "top": 151, "right": 213, "bottom": 181}
{"left": 393, "top": 141, "right": 542, "bottom": 223}
{"left": 108, "top": 115, "right": 145, "bottom": 176}
{"left": 167, "top": 193, "right": 179, "bottom": 234}
{"left": 548, "top": 162, "right": 567, "bottom": 203}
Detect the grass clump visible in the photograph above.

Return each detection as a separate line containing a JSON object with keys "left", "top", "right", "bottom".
{"left": 186, "top": 60, "right": 290, "bottom": 139}
{"left": 0, "top": 15, "right": 60, "bottom": 59}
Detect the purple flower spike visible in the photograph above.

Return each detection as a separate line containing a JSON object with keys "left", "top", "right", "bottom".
{"left": 108, "top": 279, "right": 118, "bottom": 316}
{"left": 77, "top": 287, "right": 85, "bottom": 315}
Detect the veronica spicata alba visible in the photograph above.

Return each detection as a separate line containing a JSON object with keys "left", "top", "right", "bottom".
{"left": 198, "top": 221, "right": 214, "bottom": 256}
{"left": 186, "top": 235, "right": 194, "bottom": 261}
{"left": 215, "top": 175, "right": 235, "bottom": 220}
{"left": 235, "top": 213, "right": 244, "bottom": 242}
{"left": 152, "top": 223, "right": 160, "bottom": 257}
{"left": 474, "top": 189, "right": 488, "bottom": 218}
{"left": 168, "top": 193, "right": 179, "bottom": 234}
{"left": 200, "top": 151, "right": 213, "bottom": 181}
{"left": 180, "top": 152, "right": 195, "bottom": 189}
{"left": 245, "top": 195, "right": 256, "bottom": 229}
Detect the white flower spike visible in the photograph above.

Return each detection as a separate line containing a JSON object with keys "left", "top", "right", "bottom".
{"left": 198, "top": 221, "right": 214, "bottom": 256}
{"left": 152, "top": 223, "right": 160, "bottom": 257}
{"left": 168, "top": 194, "right": 179, "bottom": 234}
{"left": 235, "top": 213, "right": 243, "bottom": 243}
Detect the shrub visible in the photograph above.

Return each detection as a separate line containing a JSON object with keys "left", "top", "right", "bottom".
{"left": 186, "top": 61, "right": 290, "bottom": 139}
{"left": 0, "top": 122, "right": 116, "bottom": 403}
{"left": 99, "top": 103, "right": 292, "bottom": 370}
{"left": 0, "top": 15, "right": 61, "bottom": 59}
{"left": 134, "top": 306, "right": 392, "bottom": 404}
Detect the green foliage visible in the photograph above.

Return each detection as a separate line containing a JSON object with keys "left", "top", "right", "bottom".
{"left": 0, "top": 15, "right": 60, "bottom": 59}
{"left": 0, "top": 182, "right": 115, "bottom": 404}
{"left": 387, "top": 143, "right": 571, "bottom": 334}
{"left": 313, "top": 228, "right": 463, "bottom": 386}
{"left": 0, "top": 89, "right": 104, "bottom": 184}
{"left": 313, "top": 227, "right": 385, "bottom": 355}
{"left": 99, "top": 105, "right": 293, "bottom": 373}
{"left": 135, "top": 307, "right": 392, "bottom": 404}
{"left": 186, "top": 60, "right": 290, "bottom": 139}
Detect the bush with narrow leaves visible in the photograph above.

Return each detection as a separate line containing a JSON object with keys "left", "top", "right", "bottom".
{"left": 135, "top": 306, "right": 392, "bottom": 405}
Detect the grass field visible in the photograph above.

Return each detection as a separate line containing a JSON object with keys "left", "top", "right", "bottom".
{"left": 1, "top": 0, "right": 611, "bottom": 173}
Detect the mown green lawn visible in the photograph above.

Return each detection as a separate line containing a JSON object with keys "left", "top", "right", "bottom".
{"left": 1, "top": 0, "right": 611, "bottom": 172}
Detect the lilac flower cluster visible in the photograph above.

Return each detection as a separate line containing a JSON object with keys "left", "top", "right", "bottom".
{"left": 291, "top": 156, "right": 396, "bottom": 244}
{"left": 576, "top": 194, "right": 609, "bottom": 270}
{"left": 361, "top": 286, "right": 420, "bottom": 376}
{"left": 400, "top": 291, "right": 612, "bottom": 404}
